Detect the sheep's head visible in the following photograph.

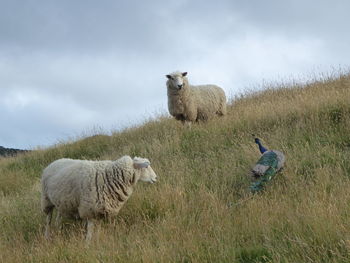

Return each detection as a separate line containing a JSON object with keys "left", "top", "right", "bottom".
{"left": 133, "top": 157, "right": 157, "bottom": 183}
{"left": 166, "top": 71, "right": 188, "bottom": 90}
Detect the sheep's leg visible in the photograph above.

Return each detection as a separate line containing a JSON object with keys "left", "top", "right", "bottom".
{"left": 184, "top": 120, "right": 192, "bottom": 128}
{"left": 45, "top": 208, "right": 53, "bottom": 240}
{"left": 55, "top": 211, "right": 63, "bottom": 232}
{"left": 86, "top": 219, "right": 95, "bottom": 243}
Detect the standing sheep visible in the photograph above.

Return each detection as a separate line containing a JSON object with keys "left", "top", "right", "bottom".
{"left": 166, "top": 71, "right": 227, "bottom": 124}
{"left": 41, "top": 155, "right": 157, "bottom": 241}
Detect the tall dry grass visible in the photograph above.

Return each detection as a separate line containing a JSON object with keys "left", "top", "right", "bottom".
{"left": 0, "top": 72, "right": 350, "bottom": 262}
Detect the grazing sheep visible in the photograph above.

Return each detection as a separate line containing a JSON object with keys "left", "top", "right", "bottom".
{"left": 166, "top": 71, "right": 227, "bottom": 124}
{"left": 41, "top": 155, "right": 157, "bottom": 241}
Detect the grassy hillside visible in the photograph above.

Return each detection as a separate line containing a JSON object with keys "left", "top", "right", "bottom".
{"left": 1, "top": 72, "right": 350, "bottom": 262}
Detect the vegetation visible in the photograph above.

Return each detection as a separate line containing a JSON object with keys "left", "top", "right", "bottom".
{"left": 0, "top": 72, "right": 350, "bottom": 262}
{"left": 0, "top": 146, "right": 27, "bottom": 157}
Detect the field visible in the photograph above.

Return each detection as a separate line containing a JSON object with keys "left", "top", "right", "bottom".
{"left": 1, "top": 72, "right": 350, "bottom": 262}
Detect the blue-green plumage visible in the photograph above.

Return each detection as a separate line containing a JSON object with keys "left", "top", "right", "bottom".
{"left": 250, "top": 138, "right": 285, "bottom": 193}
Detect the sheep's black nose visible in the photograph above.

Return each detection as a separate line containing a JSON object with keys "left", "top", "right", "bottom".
{"left": 178, "top": 84, "right": 183, "bottom": 89}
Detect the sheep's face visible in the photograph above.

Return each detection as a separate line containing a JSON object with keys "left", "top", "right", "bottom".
{"left": 140, "top": 165, "right": 157, "bottom": 184}
{"left": 133, "top": 157, "right": 157, "bottom": 183}
{"left": 166, "top": 72, "right": 187, "bottom": 90}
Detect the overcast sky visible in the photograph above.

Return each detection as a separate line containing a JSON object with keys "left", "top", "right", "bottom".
{"left": 0, "top": 0, "right": 349, "bottom": 149}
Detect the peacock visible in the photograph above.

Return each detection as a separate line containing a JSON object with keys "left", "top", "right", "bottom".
{"left": 250, "top": 138, "right": 285, "bottom": 193}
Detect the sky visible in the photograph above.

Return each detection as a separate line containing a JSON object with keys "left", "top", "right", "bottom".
{"left": 0, "top": 0, "right": 349, "bottom": 149}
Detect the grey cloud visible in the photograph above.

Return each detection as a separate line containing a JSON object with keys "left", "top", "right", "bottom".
{"left": 0, "top": 0, "right": 242, "bottom": 58}
{"left": 0, "top": 0, "right": 184, "bottom": 54}
{"left": 229, "top": 0, "right": 350, "bottom": 41}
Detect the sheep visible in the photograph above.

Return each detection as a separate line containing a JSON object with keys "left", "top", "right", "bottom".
{"left": 41, "top": 155, "right": 157, "bottom": 241}
{"left": 166, "top": 71, "right": 227, "bottom": 124}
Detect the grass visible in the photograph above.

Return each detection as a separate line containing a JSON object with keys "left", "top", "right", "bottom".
{"left": 1, "top": 71, "right": 350, "bottom": 262}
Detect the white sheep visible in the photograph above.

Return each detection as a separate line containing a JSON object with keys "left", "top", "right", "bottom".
{"left": 41, "top": 155, "right": 157, "bottom": 241}
{"left": 166, "top": 71, "right": 227, "bottom": 124}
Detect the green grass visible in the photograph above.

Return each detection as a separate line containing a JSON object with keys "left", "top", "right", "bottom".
{"left": 1, "top": 72, "right": 350, "bottom": 262}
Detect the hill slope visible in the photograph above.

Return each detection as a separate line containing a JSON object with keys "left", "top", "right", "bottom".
{"left": 0, "top": 73, "right": 350, "bottom": 262}
{"left": 0, "top": 146, "right": 27, "bottom": 157}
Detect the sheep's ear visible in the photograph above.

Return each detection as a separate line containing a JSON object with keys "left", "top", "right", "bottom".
{"left": 133, "top": 158, "right": 150, "bottom": 169}
{"left": 182, "top": 72, "right": 187, "bottom": 77}
{"left": 166, "top": 74, "right": 172, "bottom": 79}
{"left": 133, "top": 162, "right": 150, "bottom": 169}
